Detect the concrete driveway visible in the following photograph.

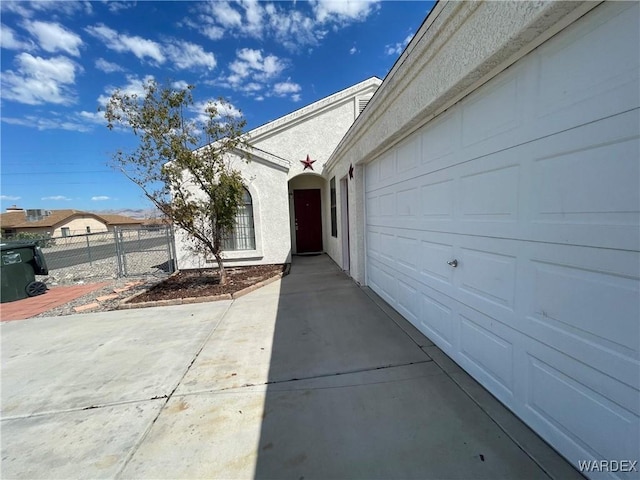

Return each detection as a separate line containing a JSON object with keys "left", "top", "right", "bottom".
{"left": 1, "top": 255, "right": 580, "bottom": 479}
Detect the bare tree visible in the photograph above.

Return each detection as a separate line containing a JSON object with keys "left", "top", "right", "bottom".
{"left": 104, "top": 79, "right": 250, "bottom": 284}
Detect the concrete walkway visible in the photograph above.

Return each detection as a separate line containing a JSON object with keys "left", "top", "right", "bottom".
{"left": 0, "top": 254, "right": 580, "bottom": 479}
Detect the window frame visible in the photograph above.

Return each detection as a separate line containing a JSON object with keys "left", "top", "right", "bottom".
{"left": 223, "top": 187, "right": 256, "bottom": 251}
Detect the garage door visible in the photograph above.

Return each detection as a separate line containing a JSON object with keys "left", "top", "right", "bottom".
{"left": 365, "top": 2, "right": 639, "bottom": 475}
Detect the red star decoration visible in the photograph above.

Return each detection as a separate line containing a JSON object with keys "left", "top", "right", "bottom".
{"left": 300, "top": 154, "right": 316, "bottom": 170}
{"left": 348, "top": 163, "right": 354, "bottom": 179}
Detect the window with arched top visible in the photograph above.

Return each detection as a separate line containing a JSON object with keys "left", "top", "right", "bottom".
{"left": 223, "top": 187, "right": 256, "bottom": 251}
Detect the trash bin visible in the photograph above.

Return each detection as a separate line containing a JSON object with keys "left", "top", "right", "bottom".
{"left": 1, "top": 241, "right": 49, "bottom": 303}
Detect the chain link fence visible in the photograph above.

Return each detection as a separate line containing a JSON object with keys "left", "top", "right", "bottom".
{"left": 32, "top": 226, "right": 175, "bottom": 285}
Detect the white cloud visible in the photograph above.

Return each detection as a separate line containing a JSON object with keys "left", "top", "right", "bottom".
{"left": 103, "top": 1, "right": 136, "bottom": 13}
{"left": 77, "top": 110, "right": 108, "bottom": 126}
{"left": 1, "top": 53, "right": 80, "bottom": 105}
{"left": 24, "top": 20, "right": 83, "bottom": 57}
{"left": 87, "top": 24, "right": 216, "bottom": 71}
{"left": 0, "top": 195, "right": 21, "bottom": 201}
{"left": 273, "top": 80, "right": 301, "bottom": 96}
{"left": 2, "top": 114, "right": 93, "bottom": 132}
{"left": 91, "top": 196, "right": 111, "bottom": 201}
{"left": 188, "top": 0, "right": 378, "bottom": 51}
{"left": 209, "top": 1, "right": 243, "bottom": 28}
{"left": 200, "top": 25, "right": 225, "bottom": 41}
{"left": 349, "top": 46, "right": 357, "bottom": 55}
{"left": 42, "top": 195, "right": 72, "bottom": 201}
{"left": 312, "top": 0, "right": 379, "bottom": 23}
{"left": 224, "top": 48, "right": 286, "bottom": 92}
{"left": 164, "top": 40, "right": 216, "bottom": 70}
{"left": 86, "top": 24, "right": 165, "bottom": 64}
{"left": 1, "top": 106, "right": 106, "bottom": 132}
{"left": 192, "top": 99, "right": 243, "bottom": 123}
{"left": 1, "top": 1, "right": 93, "bottom": 18}
{"left": 95, "top": 58, "right": 124, "bottom": 73}
{"left": 385, "top": 33, "right": 413, "bottom": 56}
{"left": 1, "top": 24, "right": 33, "bottom": 50}
{"left": 240, "top": 0, "right": 264, "bottom": 37}
{"left": 172, "top": 80, "right": 190, "bottom": 90}
{"left": 97, "top": 75, "right": 155, "bottom": 107}
{"left": 291, "top": 93, "right": 301, "bottom": 102}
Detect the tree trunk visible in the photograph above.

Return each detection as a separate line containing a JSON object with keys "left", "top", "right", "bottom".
{"left": 214, "top": 253, "right": 227, "bottom": 285}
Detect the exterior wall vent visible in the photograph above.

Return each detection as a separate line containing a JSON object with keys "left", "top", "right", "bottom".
{"left": 358, "top": 98, "right": 369, "bottom": 114}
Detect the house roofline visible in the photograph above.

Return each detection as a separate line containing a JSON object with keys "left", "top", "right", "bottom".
{"left": 233, "top": 145, "right": 291, "bottom": 171}
{"left": 246, "top": 77, "right": 382, "bottom": 144}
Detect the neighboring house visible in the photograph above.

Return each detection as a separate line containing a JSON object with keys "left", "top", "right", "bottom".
{"left": 177, "top": 1, "right": 639, "bottom": 476}
{"left": 0, "top": 208, "right": 143, "bottom": 238}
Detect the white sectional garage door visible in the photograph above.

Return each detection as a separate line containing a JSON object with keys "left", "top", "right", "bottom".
{"left": 365, "top": 2, "right": 639, "bottom": 474}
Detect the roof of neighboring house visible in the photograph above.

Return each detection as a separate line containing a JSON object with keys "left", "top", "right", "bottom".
{"left": 98, "top": 214, "right": 144, "bottom": 225}
{"left": 0, "top": 209, "right": 143, "bottom": 229}
{"left": 142, "top": 217, "right": 171, "bottom": 225}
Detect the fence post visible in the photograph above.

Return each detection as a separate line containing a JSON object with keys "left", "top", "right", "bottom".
{"left": 119, "top": 229, "right": 128, "bottom": 276}
{"left": 164, "top": 226, "right": 173, "bottom": 273}
{"left": 86, "top": 234, "right": 93, "bottom": 266}
{"left": 114, "top": 228, "right": 123, "bottom": 277}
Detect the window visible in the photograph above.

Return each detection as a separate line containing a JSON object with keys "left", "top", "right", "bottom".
{"left": 330, "top": 177, "right": 337, "bottom": 237}
{"left": 86, "top": 226, "right": 91, "bottom": 234}
{"left": 223, "top": 187, "right": 256, "bottom": 251}
{"left": 61, "top": 227, "right": 70, "bottom": 237}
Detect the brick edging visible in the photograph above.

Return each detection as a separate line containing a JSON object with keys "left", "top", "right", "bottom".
{"left": 117, "top": 263, "right": 291, "bottom": 310}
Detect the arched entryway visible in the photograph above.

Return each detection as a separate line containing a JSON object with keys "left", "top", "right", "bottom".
{"left": 288, "top": 173, "right": 327, "bottom": 254}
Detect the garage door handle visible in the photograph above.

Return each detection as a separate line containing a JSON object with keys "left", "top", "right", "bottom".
{"left": 447, "top": 259, "right": 458, "bottom": 268}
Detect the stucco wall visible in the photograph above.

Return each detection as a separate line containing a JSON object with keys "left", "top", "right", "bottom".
{"left": 54, "top": 217, "right": 109, "bottom": 237}
{"left": 254, "top": 97, "right": 358, "bottom": 180}
{"left": 175, "top": 155, "right": 291, "bottom": 269}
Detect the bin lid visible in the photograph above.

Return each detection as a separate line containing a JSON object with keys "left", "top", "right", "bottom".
{"left": 0, "top": 241, "right": 37, "bottom": 251}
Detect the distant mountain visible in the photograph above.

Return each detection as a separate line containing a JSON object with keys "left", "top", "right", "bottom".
{"left": 90, "top": 208, "right": 161, "bottom": 219}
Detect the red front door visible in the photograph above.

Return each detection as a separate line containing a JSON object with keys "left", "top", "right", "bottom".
{"left": 294, "top": 189, "right": 323, "bottom": 253}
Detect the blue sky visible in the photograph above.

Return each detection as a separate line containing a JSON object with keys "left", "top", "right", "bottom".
{"left": 1, "top": 0, "right": 433, "bottom": 215}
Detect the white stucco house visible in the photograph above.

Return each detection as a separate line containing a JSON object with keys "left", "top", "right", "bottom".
{"left": 176, "top": 1, "right": 639, "bottom": 477}
{"left": 175, "top": 76, "right": 381, "bottom": 269}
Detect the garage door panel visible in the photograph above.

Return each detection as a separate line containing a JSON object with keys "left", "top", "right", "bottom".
{"left": 421, "top": 109, "right": 458, "bottom": 164}
{"left": 526, "top": 340, "right": 640, "bottom": 418}
{"left": 396, "top": 188, "right": 419, "bottom": 217}
{"left": 462, "top": 72, "right": 522, "bottom": 148}
{"left": 419, "top": 238, "right": 454, "bottom": 285}
{"left": 525, "top": 352, "right": 640, "bottom": 462}
{"left": 367, "top": 259, "right": 397, "bottom": 306}
{"left": 529, "top": 261, "right": 639, "bottom": 354}
{"left": 459, "top": 311, "right": 516, "bottom": 399}
{"left": 420, "top": 294, "right": 454, "bottom": 349}
{"left": 534, "top": 1, "right": 640, "bottom": 126}
{"left": 421, "top": 179, "right": 454, "bottom": 218}
{"left": 395, "top": 235, "right": 420, "bottom": 272}
{"left": 531, "top": 134, "right": 640, "bottom": 228}
{"left": 459, "top": 164, "right": 519, "bottom": 222}
{"left": 396, "top": 278, "right": 420, "bottom": 324}
{"left": 458, "top": 247, "right": 517, "bottom": 311}
{"left": 522, "top": 317, "right": 640, "bottom": 395}
{"left": 396, "top": 135, "right": 420, "bottom": 173}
